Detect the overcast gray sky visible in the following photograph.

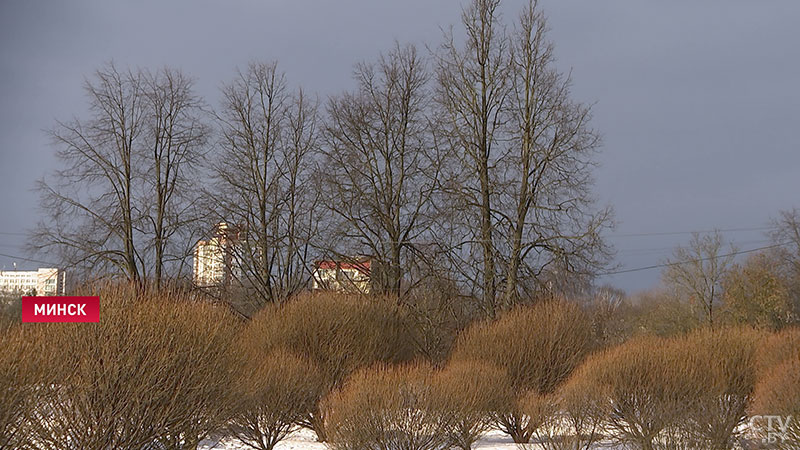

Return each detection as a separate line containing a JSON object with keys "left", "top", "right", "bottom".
{"left": 1, "top": 0, "right": 798, "bottom": 292}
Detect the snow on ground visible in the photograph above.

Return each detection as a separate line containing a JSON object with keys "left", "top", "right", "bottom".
{"left": 198, "top": 428, "right": 626, "bottom": 450}
{"left": 199, "top": 428, "right": 326, "bottom": 450}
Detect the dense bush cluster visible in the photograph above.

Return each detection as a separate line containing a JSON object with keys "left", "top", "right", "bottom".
{"left": 2, "top": 284, "right": 800, "bottom": 450}
{"left": 449, "top": 300, "right": 594, "bottom": 443}
{"left": 240, "top": 292, "right": 417, "bottom": 441}
{"left": 1, "top": 284, "right": 239, "bottom": 450}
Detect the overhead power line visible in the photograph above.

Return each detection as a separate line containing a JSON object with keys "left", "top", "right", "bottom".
{"left": 599, "top": 242, "right": 788, "bottom": 276}
{"left": 0, "top": 251, "right": 59, "bottom": 267}
{"left": 610, "top": 226, "right": 774, "bottom": 238}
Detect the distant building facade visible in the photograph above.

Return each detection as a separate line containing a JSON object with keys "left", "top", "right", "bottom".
{"left": 0, "top": 268, "right": 65, "bottom": 296}
{"left": 312, "top": 257, "right": 372, "bottom": 293}
{"left": 193, "top": 223, "right": 245, "bottom": 288}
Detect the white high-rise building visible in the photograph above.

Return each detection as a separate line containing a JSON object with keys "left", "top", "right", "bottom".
{"left": 0, "top": 268, "right": 65, "bottom": 296}
{"left": 193, "top": 223, "right": 244, "bottom": 288}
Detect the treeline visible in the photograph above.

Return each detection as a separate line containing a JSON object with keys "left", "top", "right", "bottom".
{"left": 31, "top": 0, "right": 612, "bottom": 316}
{"left": 594, "top": 212, "right": 800, "bottom": 342}
{"left": 2, "top": 285, "right": 798, "bottom": 449}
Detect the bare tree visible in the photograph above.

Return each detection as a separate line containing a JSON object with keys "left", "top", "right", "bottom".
{"left": 321, "top": 43, "right": 440, "bottom": 296}
{"left": 33, "top": 63, "right": 209, "bottom": 287}
{"left": 34, "top": 63, "right": 146, "bottom": 283}
{"left": 435, "top": 0, "right": 509, "bottom": 316}
{"left": 770, "top": 208, "right": 800, "bottom": 316}
{"left": 772, "top": 208, "right": 800, "bottom": 268}
{"left": 435, "top": 0, "right": 611, "bottom": 316}
{"left": 663, "top": 231, "right": 736, "bottom": 329}
{"left": 500, "top": 1, "right": 611, "bottom": 306}
{"left": 213, "top": 62, "right": 320, "bottom": 309}
{"left": 139, "top": 68, "right": 209, "bottom": 288}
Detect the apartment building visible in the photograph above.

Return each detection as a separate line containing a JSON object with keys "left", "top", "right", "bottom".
{"left": 193, "top": 222, "right": 244, "bottom": 288}
{"left": 0, "top": 268, "right": 65, "bottom": 296}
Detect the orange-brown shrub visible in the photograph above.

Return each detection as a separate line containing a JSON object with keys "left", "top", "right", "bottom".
{"left": 528, "top": 368, "right": 609, "bottom": 450}
{"left": 243, "top": 292, "right": 417, "bottom": 440}
{"left": 752, "top": 356, "right": 800, "bottom": 448}
{"left": 432, "top": 360, "right": 511, "bottom": 450}
{"left": 518, "top": 391, "right": 560, "bottom": 447}
{"left": 574, "top": 335, "right": 702, "bottom": 450}
{"left": 756, "top": 326, "right": 800, "bottom": 374}
{"left": 449, "top": 299, "right": 594, "bottom": 443}
{"left": 571, "top": 328, "right": 759, "bottom": 450}
{"left": 228, "top": 349, "right": 326, "bottom": 450}
{"left": 677, "top": 327, "right": 760, "bottom": 449}
{"left": 0, "top": 324, "right": 54, "bottom": 449}
{"left": 324, "top": 363, "right": 449, "bottom": 450}
{"left": 26, "top": 284, "right": 240, "bottom": 450}
{"left": 0, "top": 296, "right": 21, "bottom": 331}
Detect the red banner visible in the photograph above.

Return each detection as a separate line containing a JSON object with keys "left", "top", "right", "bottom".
{"left": 21, "top": 296, "right": 100, "bottom": 323}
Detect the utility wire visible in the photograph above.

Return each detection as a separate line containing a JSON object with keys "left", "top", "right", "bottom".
{"left": 0, "top": 252, "right": 59, "bottom": 267}
{"left": 610, "top": 226, "right": 774, "bottom": 238}
{"left": 616, "top": 239, "right": 774, "bottom": 254}
{"left": 599, "top": 242, "right": 788, "bottom": 276}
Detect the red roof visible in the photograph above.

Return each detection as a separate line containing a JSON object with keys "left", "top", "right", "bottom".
{"left": 315, "top": 259, "right": 371, "bottom": 274}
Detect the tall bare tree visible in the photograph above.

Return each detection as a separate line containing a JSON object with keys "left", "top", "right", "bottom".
{"left": 139, "top": 68, "right": 209, "bottom": 289}
{"left": 435, "top": 0, "right": 510, "bottom": 316}
{"left": 500, "top": 1, "right": 611, "bottom": 306}
{"left": 34, "top": 63, "right": 146, "bottom": 283}
{"left": 435, "top": 0, "right": 612, "bottom": 316}
{"left": 214, "top": 62, "right": 320, "bottom": 309}
{"left": 663, "top": 231, "right": 736, "bottom": 329}
{"left": 33, "top": 64, "right": 209, "bottom": 287}
{"left": 321, "top": 44, "right": 440, "bottom": 296}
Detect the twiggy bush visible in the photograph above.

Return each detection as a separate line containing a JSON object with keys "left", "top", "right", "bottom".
{"left": 529, "top": 369, "right": 610, "bottom": 450}
{"left": 756, "top": 326, "right": 800, "bottom": 374}
{"left": 752, "top": 356, "right": 800, "bottom": 449}
{"left": 0, "top": 325, "right": 54, "bottom": 450}
{"left": 450, "top": 299, "right": 593, "bottom": 443}
{"left": 575, "top": 335, "right": 703, "bottom": 450}
{"left": 27, "top": 284, "right": 239, "bottom": 450}
{"left": 567, "top": 328, "right": 760, "bottom": 450}
{"left": 228, "top": 349, "right": 326, "bottom": 450}
{"left": 402, "top": 286, "right": 480, "bottom": 364}
{"left": 243, "top": 292, "right": 417, "bottom": 440}
{"left": 0, "top": 296, "right": 21, "bottom": 331}
{"left": 432, "top": 360, "right": 511, "bottom": 450}
{"left": 677, "top": 327, "right": 760, "bottom": 449}
{"left": 325, "top": 363, "right": 449, "bottom": 450}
